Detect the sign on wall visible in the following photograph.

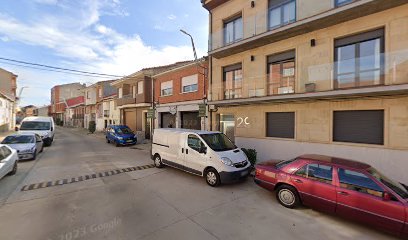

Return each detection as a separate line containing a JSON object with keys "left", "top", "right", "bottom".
{"left": 198, "top": 104, "right": 206, "bottom": 117}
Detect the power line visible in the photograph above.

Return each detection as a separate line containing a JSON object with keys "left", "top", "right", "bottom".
{"left": 0, "top": 60, "right": 118, "bottom": 79}
{"left": 0, "top": 56, "right": 125, "bottom": 78}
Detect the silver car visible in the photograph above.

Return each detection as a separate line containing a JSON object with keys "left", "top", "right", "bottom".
{"left": 1, "top": 133, "right": 44, "bottom": 160}
{"left": 0, "top": 144, "right": 18, "bottom": 179}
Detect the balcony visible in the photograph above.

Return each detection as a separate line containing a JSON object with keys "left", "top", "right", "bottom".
{"left": 117, "top": 94, "right": 136, "bottom": 106}
{"left": 209, "top": 50, "right": 408, "bottom": 105}
{"left": 209, "top": 0, "right": 407, "bottom": 58}
{"left": 116, "top": 93, "right": 151, "bottom": 107}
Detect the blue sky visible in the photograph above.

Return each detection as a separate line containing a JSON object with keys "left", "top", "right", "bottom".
{"left": 0, "top": 0, "right": 209, "bottom": 106}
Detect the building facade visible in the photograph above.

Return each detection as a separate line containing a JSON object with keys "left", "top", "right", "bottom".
{"left": 112, "top": 62, "right": 191, "bottom": 140}
{"left": 153, "top": 59, "right": 209, "bottom": 130}
{"left": 202, "top": 0, "right": 408, "bottom": 182}
{"left": 64, "top": 96, "right": 85, "bottom": 127}
{"left": 84, "top": 84, "right": 97, "bottom": 129}
{"left": 0, "top": 68, "right": 17, "bottom": 131}
{"left": 95, "top": 80, "right": 117, "bottom": 131}
{"left": 50, "top": 82, "right": 86, "bottom": 123}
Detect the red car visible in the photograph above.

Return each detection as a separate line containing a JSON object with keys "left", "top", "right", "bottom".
{"left": 254, "top": 154, "right": 408, "bottom": 238}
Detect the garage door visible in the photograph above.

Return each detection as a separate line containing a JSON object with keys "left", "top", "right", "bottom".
{"left": 161, "top": 112, "right": 176, "bottom": 128}
{"left": 124, "top": 109, "right": 137, "bottom": 132}
{"left": 181, "top": 111, "right": 200, "bottom": 130}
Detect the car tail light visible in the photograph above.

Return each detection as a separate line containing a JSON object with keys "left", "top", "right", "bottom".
{"left": 255, "top": 168, "right": 261, "bottom": 177}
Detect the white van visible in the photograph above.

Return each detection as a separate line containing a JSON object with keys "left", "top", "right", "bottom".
{"left": 19, "top": 117, "right": 55, "bottom": 146}
{"left": 151, "top": 128, "right": 251, "bottom": 187}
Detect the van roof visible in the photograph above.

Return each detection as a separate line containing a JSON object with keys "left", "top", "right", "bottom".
{"left": 154, "top": 128, "right": 220, "bottom": 135}
{"left": 22, "top": 116, "right": 53, "bottom": 122}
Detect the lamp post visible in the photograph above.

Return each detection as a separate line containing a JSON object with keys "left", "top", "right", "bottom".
{"left": 180, "top": 29, "right": 209, "bottom": 130}
{"left": 180, "top": 29, "right": 198, "bottom": 61}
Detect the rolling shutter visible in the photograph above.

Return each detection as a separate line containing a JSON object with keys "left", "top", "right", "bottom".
{"left": 266, "top": 112, "right": 295, "bottom": 138}
{"left": 333, "top": 110, "right": 384, "bottom": 145}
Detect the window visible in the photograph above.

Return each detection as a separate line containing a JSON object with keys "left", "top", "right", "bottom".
{"left": 335, "top": 0, "right": 354, "bottom": 7}
{"left": 182, "top": 74, "right": 198, "bottom": 93}
{"left": 98, "top": 88, "right": 102, "bottom": 98}
{"left": 132, "top": 85, "right": 137, "bottom": 98}
{"left": 137, "top": 81, "right": 144, "bottom": 94}
{"left": 295, "top": 164, "right": 333, "bottom": 184}
{"left": 335, "top": 29, "right": 384, "bottom": 89}
{"left": 223, "top": 64, "right": 242, "bottom": 100}
{"left": 86, "top": 91, "right": 90, "bottom": 99}
{"left": 267, "top": 50, "right": 295, "bottom": 95}
{"left": 338, "top": 168, "right": 384, "bottom": 197}
{"left": 224, "top": 15, "right": 243, "bottom": 45}
{"left": 0, "top": 146, "right": 12, "bottom": 159}
{"left": 269, "top": 0, "right": 296, "bottom": 30}
{"left": 266, "top": 112, "right": 295, "bottom": 139}
{"left": 333, "top": 110, "right": 384, "bottom": 145}
{"left": 161, "top": 81, "right": 173, "bottom": 96}
{"left": 188, "top": 134, "right": 204, "bottom": 152}
{"left": 118, "top": 88, "right": 123, "bottom": 98}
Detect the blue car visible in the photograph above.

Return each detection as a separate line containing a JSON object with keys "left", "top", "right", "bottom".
{"left": 105, "top": 125, "right": 137, "bottom": 147}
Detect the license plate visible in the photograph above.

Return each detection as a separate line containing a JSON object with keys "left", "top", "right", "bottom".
{"left": 126, "top": 140, "right": 133, "bottom": 143}
{"left": 240, "top": 170, "right": 248, "bottom": 176}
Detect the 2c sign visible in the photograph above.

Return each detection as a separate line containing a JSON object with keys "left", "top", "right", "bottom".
{"left": 236, "top": 117, "right": 250, "bottom": 128}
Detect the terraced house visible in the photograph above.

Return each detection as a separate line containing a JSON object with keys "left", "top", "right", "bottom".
{"left": 201, "top": 0, "right": 408, "bottom": 182}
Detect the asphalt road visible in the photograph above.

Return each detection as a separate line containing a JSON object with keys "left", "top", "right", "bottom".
{"left": 0, "top": 127, "right": 397, "bottom": 240}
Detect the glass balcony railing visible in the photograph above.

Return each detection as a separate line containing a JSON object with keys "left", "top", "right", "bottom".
{"left": 208, "top": 51, "right": 408, "bottom": 101}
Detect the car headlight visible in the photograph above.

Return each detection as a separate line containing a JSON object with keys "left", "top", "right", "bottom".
{"left": 117, "top": 136, "right": 123, "bottom": 140}
{"left": 221, "top": 157, "right": 234, "bottom": 166}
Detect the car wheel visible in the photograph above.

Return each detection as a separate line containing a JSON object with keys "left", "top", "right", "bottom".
{"left": 205, "top": 168, "right": 220, "bottom": 187}
{"left": 154, "top": 155, "right": 163, "bottom": 168}
{"left": 115, "top": 141, "right": 120, "bottom": 147}
{"left": 32, "top": 151, "right": 37, "bottom": 160}
{"left": 106, "top": 138, "right": 110, "bottom": 143}
{"left": 40, "top": 145, "right": 44, "bottom": 153}
{"left": 276, "top": 185, "right": 301, "bottom": 209}
{"left": 9, "top": 162, "right": 17, "bottom": 175}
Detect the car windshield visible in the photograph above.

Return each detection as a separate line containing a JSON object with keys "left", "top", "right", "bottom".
{"left": 200, "top": 133, "right": 236, "bottom": 152}
{"left": 368, "top": 168, "right": 408, "bottom": 199}
{"left": 2, "top": 135, "right": 34, "bottom": 144}
{"left": 276, "top": 158, "right": 297, "bottom": 170}
{"left": 20, "top": 121, "right": 50, "bottom": 130}
{"left": 116, "top": 127, "right": 133, "bottom": 134}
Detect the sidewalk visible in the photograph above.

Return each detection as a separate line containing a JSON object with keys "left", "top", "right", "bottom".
{"left": 61, "top": 126, "right": 152, "bottom": 152}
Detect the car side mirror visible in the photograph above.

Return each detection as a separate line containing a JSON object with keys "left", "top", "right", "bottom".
{"left": 15, "top": 126, "right": 19, "bottom": 131}
{"left": 51, "top": 127, "right": 54, "bottom": 131}
{"left": 199, "top": 146, "right": 207, "bottom": 154}
{"left": 383, "top": 192, "right": 392, "bottom": 201}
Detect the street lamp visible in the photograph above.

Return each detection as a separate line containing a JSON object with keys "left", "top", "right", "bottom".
{"left": 180, "top": 29, "right": 198, "bottom": 61}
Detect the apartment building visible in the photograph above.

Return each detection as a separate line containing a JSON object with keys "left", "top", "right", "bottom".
{"left": 112, "top": 62, "right": 191, "bottom": 140}
{"left": 153, "top": 58, "right": 209, "bottom": 130}
{"left": 64, "top": 96, "right": 85, "bottom": 127}
{"left": 0, "top": 68, "right": 17, "bottom": 131}
{"left": 50, "top": 82, "right": 86, "bottom": 122}
{"left": 202, "top": 0, "right": 408, "bottom": 182}
{"left": 84, "top": 84, "right": 97, "bottom": 129}
{"left": 94, "top": 80, "right": 117, "bottom": 131}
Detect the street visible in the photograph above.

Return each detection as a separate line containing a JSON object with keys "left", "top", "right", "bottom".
{"left": 0, "top": 127, "right": 397, "bottom": 240}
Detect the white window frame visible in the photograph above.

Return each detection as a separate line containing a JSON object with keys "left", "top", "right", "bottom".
{"left": 161, "top": 80, "right": 173, "bottom": 96}
{"left": 181, "top": 74, "right": 199, "bottom": 93}
{"left": 137, "top": 81, "right": 144, "bottom": 94}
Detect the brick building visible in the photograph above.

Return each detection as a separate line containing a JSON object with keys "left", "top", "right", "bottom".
{"left": 153, "top": 58, "right": 209, "bottom": 130}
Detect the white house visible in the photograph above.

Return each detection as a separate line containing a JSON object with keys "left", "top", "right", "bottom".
{"left": 0, "top": 92, "right": 15, "bottom": 132}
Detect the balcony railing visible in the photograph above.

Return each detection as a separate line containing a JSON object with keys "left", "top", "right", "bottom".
{"left": 208, "top": 0, "right": 407, "bottom": 58}
{"left": 209, "top": 50, "right": 408, "bottom": 102}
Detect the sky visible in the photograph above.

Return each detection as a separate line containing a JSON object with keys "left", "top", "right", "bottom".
{"left": 0, "top": 0, "right": 209, "bottom": 107}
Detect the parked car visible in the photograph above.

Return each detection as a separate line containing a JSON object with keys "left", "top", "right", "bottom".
{"left": 1, "top": 133, "right": 44, "bottom": 160}
{"left": 152, "top": 128, "right": 251, "bottom": 187}
{"left": 105, "top": 125, "right": 137, "bottom": 147}
{"left": 254, "top": 154, "right": 408, "bottom": 238}
{"left": 18, "top": 116, "right": 55, "bottom": 146}
{"left": 0, "top": 144, "right": 18, "bottom": 179}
